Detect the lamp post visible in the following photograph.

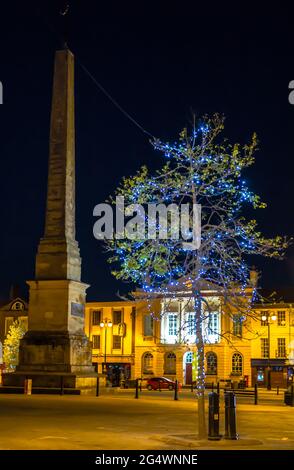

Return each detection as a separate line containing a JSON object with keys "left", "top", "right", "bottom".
{"left": 261, "top": 312, "right": 277, "bottom": 390}
{"left": 100, "top": 319, "right": 113, "bottom": 374}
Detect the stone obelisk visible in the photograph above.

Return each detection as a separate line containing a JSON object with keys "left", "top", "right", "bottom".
{"left": 4, "top": 49, "right": 96, "bottom": 393}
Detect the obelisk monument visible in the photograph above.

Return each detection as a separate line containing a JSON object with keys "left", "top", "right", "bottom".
{"left": 4, "top": 49, "right": 96, "bottom": 393}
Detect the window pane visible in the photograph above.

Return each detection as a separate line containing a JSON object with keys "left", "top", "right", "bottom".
{"left": 233, "top": 315, "right": 242, "bottom": 337}
{"left": 143, "top": 315, "right": 153, "bottom": 336}
{"left": 277, "top": 338, "right": 286, "bottom": 358}
{"left": 168, "top": 314, "right": 178, "bottom": 336}
{"left": 113, "top": 310, "right": 122, "bottom": 325}
{"left": 277, "top": 311, "right": 286, "bottom": 326}
{"left": 113, "top": 335, "right": 122, "bottom": 349}
{"left": 261, "top": 338, "right": 269, "bottom": 358}
{"left": 92, "top": 310, "right": 101, "bottom": 325}
{"left": 232, "top": 353, "right": 242, "bottom": 374}
{"left": 164, "top": 352, "right": 176, "bottom": 374}
{"left": 206, "top": 353, "right": 217, "bottom": 375}
{"left": 92, "top": 335, "right": 100, "bottom": 349}
{"left": 143, "top": 352, "right": 153, "bottom": 373}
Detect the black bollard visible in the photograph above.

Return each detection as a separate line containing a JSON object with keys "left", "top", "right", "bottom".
{"left": 96, "top": 377, "right": 100, "bottom": 397}
{"left": 174, "top": 380, "right": 179, "bottom": 401}
{"left": 217, "top": 382, "right": 220, "bottom": 395}
{"left": 208, "top": 392, "right": 221, "bottom": 440}
{"left": 254, "top": 383, "right": 258, "bottom": 405}
{"left": 135, "top": 378, "right": 139, "bottom": 399}
{"left": 224, "top": 391, "right": 238, "bottom": 440}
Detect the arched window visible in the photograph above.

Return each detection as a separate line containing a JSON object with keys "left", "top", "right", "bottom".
{"left": 206, "top": 352, "right": 217, "bottom": 375}
{"left": 232, "top": 353, "right": 243, "bottom": 375}
{"left": 11, "top": 301, "right": 24, "bottom": 311}
{"left": 164, "top": 352, "right": 176, "bottom": 374}
{"left": 142, "top": 352, "right": 153, "bottom": 374}
{"left": 185, "top": 351, "right": 193, "bottom": 363}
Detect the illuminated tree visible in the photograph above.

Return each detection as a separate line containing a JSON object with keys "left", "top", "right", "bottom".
{"left": 3, "top": 321, "right": 26, "bottom": 371}
{"left": 105, "top": 114, "right": 289, "bottom": 438}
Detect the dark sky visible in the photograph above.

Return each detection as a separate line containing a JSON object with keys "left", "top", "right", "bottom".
{"left": 0, "top": 2, "right": 293, "bottom": 301}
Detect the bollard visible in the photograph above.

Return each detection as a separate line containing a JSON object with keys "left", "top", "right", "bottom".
{"left": 24, "top": 378, "right": 32, "bottom": 396}
{"left": 217, "top": 382, "right": 220, "bottom": 395}
{"left": 224, "top": 391, "right": 238, "bottom": 440}
{"left": 208, "top": 392, "right": 221, "bottom": 440}
{"left": 174, "top": 380, "right": 179, "bottom": 401}
{"left": 96, "top": 377, "right": 100, "bottom": 397}
{"left": 254, "top": 383, "right": 258, "bottom": 405}
{"left": 60, "top": 375, "right": 64, "bottom": 395}
{"left": 135, "top": 378, "right": 139, "bottom": 399}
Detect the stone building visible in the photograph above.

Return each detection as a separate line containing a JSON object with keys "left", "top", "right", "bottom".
{"left": 0, "top": 297, "right": 28, "bottom": 362}
{"left": 84, "top": 289, "right": 253, "bottom": 387}
{"left": 1, "top": 289, "right": 293, "bottom": 389}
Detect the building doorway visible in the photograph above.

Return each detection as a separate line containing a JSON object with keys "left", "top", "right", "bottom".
{"left": 104, "top": 363, "right": 131, "bottom": 387}
{"left": 183, "top": 351, "right": 198, "bottom": 385}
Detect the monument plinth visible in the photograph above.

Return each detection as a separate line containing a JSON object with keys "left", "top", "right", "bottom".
{"left": 4, "top": 49, "right": 97, "bottom": 393}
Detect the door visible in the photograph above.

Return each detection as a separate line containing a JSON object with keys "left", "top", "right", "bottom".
{"left": 186, "top": 363, "right": 192, "bottom": 384}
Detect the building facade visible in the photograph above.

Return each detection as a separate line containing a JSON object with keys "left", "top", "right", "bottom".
{"left": 1, "top": 292, "right": 293, "bottom": 388}
{"left": 84, "top": 292, "right": 253, "bottom": 387}
{"left": 0, "top": 297, "right": 28, "bottom": 363}
{"left": 251, "top": 300, "right": 294, "bottom": 388}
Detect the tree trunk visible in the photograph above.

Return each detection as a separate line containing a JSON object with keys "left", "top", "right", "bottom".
{"left": 194, "top": 292, "right": 207, "bottom": 439}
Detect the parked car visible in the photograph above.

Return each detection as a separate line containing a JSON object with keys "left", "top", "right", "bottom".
{"left": 146, "top": 376, "right": 181, "bottom": 391}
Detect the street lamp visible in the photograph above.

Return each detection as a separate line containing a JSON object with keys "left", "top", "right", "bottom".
{"left": 261, "top": 312, "right": 277, "bottom": 390}
{"left": 100, "top": 319, "right": 113, "bottom": 373}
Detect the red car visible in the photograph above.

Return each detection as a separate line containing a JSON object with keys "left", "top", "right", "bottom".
{"left": 146, "top": 377, "right": 181, "bottom": 391}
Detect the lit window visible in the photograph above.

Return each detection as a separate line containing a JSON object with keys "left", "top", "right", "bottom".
{"left": 11, "top": 301, "right": 25, "bottom": 311}
{"left": 92, "top": 310, "right": 101, "bottom": 325}
{"left": 232, "top": 353, "right": 243, "bottom": 375}
{"left": 261, "top": 338, "right": 269, "bottom": 358}
{"left": 142, "top": 352, "right": 153, "bottom": 374}
{"left": 206, "top": 352, "right": 217, "bottom": 375}
{"left": 187, "top": 313, "right": 196, "bottom": 335}
{"left": 203, "top": 312, "right": 220, "bottom": 343}
{"left": 92, "top": 335, "right": 100, "bottom": 349}
{"left": 277, "top": 311, "right": 286, "bottom": 326}
{"left": 277, "top": 338, "right": 286, "bottom": 358}
{"left": 164, "top": 352, "right": 176, "bottom": 374}
{"left": 112, "top": 335, "right": 122, "bottom": 349}
{"left": 233, "top": 315, "right": 243, "bottom": 337}
{"left": 113, "top": 310, "right": 122, "bottom": 325}
{"left": 168, "top": 314, "right": 178, "bottom": 336}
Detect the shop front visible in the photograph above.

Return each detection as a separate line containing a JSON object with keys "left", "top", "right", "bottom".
{"left": 251, "top": 359, "right": 293, "bottom": 388}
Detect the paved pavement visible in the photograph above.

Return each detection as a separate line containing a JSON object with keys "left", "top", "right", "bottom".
{"left": 0, "top": 388, "right": 293, "bottom": 450}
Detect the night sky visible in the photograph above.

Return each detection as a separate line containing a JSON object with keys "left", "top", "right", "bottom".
{"left": 0, "top": 2, "right": 293, "bottom": 301}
